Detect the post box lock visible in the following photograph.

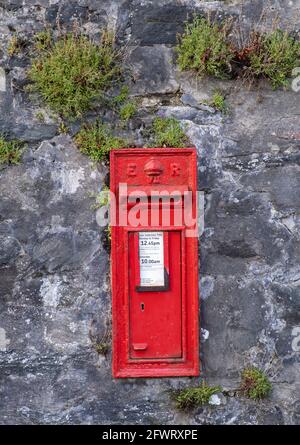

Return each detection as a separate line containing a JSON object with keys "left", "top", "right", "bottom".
{"left": 110, "top": 148, "right": 199, "bottom": 378}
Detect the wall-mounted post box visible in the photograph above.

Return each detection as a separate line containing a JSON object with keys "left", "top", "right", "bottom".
{"left": 110, "top": 148, "right": 199, "bottom": 378}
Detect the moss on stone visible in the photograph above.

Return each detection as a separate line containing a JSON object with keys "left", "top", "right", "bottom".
{"left": 7, "top": 34, "right": 25, "bottom": 57}
{"left": 240, "top": 367, "right": 272, "bottom": 400}
{"left": 94, "top": 341, "right": 110, "bottom": 356}
{"left": 0, "top": 136, "right": 24, "bottom": 165}
{"left": 173, "top": 383, "right": 222, "bottom": 410}
{"left": 35, "top": 111, "right": 45, "bottom": 123}
{"left": 58, "top": 122, "right": 69, "bottom": 134}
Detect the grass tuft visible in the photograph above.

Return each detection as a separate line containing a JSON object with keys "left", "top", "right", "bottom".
{"left": 112, "top": 85, "right": 129, "bottom": 106}
{"left": 92, "top": 186, "right": 110, "bottom": 210}
{"left": 58, "top": 122, "right": 69, "bottom": 134}
{"left": 210, "top": 90, "right": 227, "bottom": 112}
{"left": 176, "top": 16, "right": 300, "bottom": 89}
{"left": 94, "top": 341, "right": 110, "bottom": 356}
{"left": 152, "top": 117, "right": 189, "bottom": 148}
{"left": 0, "top": 136, "right": 24, "bottom": 166}
{"left": 173, "top": 383, "right": 222, "bottom": 410}
{"left": 247, "top": 30, "right": 300, "bottom": 88}
{"left": 28, "top": 30, "right": 120, "bottom": 118}
{"left": 176, "top": 17, "right": 234, "bottom": 79}
{"left": 240, "top": 367, "right": 272, "bottom": 400}
{"left": 90, "top": 318, "right": 112, "bottom": 357}
{"left": 7, "top": 34, "right": 25, "bottom": 57}
{"left": 119, "top": 101, "right": 137, "bottom": 122}
{"left": 74, "top": 120, "right": 125, "bottom": 162}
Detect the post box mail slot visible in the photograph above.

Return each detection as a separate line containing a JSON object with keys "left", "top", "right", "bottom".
{"left": 110, "top": 148, "right": 199, "bottom": 378}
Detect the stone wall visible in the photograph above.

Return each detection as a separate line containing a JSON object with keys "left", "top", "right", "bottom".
{"left": 0, "top": 0, "right": 299, "bottom": 425}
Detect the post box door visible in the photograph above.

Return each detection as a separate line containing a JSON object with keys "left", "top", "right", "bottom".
{"left": 110, "top": 148, "right": 199, "bottom": 378}
{"left": 128, "top": 230, "right": 182, "bottom": 359}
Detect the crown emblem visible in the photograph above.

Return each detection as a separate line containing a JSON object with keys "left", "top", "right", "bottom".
{"left": 144, "top": 158, "right": 164, "bottom": 177}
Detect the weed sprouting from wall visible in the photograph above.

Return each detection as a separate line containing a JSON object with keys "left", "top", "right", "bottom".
{"left": 0, "top": 136, "right": 25, "bottom": 166}
{"left": 119, "top": 101, "right": 137, "bottom": 122}
{"left": 152, "top": 117, "right": 190, "bottom": 148}
{"left": 74, "top": 120, "right": 126, "bottom": 162}
{"left": 240, "top": 367, "right": 272, "bottom": 400}
{"left": 112, "top": 85, "right": 129, "bottom": 106}
{"left": 89, "top": 317, "right": 112, "bottom": 357}
{"left": 173, "top": 383, "right": 222, "bottom": 410}
{"left": 7, "top": 34, "right": 26, "bottom": 57}
{"left": 176, "top": 16, "right": 300, "bottom": 89}
{"left": 28, "top": 29, "right": 120, "bottom": 118}
{"left": 176, "top": 17, "right": 234, "bottom": 79}
{"left": 246, "top": 30, "right": 300, "bottom": 88}
{"left": 92, "top": 186, "right": 111, "bottom": 210}
{"left": 208, "top": 90, "right": 228, "bottom": 113}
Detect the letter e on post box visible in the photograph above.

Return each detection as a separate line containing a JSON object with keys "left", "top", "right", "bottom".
{"left": 110, "top": 148, "right": 199, "bottom": 378}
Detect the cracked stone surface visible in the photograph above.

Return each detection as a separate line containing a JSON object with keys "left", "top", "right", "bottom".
{"left": 0, "top": 0, "right": 299, "bottom": 425}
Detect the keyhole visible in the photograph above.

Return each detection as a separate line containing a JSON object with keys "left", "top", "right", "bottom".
{"left": 141, "top": 303, "right": 145, "bottom": 311}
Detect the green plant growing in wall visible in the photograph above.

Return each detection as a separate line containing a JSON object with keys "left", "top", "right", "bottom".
{"left": 0, "top": 136, "right": 24, "bottom": 165}
{"left": 34, "top": 29, "right": 52, "bottom": 52}
{"left": 152, "top": 117, "right": 189, "bottom": 148}
{"left": 119, "top": 101, "right": 137, "bottom": 122}
{"left": 94, "top": 340, "right": 110, "bottom": 356}
{"left": 74, "top": 120, "right": 126, "bottom": 162}
{"left": 111, "top": 85, "right": 137, "bottom": 123}
{"left": 90, "top": 187, "right": 112, "bottom": 246}
{"left": 35, "top": 111, "right": 45, "bottom": 122}
{"left": 28, "top": 30, "right": 120, "bottom": 118}
{"left": 7, "top": 34, "right": 25, "bottom": 57}
{"left": 90, "top": 318, "right": 112, "bottom": 357}
{"left": 209, "top": 90, "right": 228, "bottom": 113}
{"left": 92, "top": 186, "right": 111, "bottom": 210}
{"left": 173, "top": 382, "right": 222, "bottom": 410}
{"left": 58, "top": 122, "right": 69, "bottom": 134}
{"left": 176, "top": 16, "right": 300, "bottom": 89}
{"left": 247, "top": 29, "right": 300, "bottom": 88}
{"left": 112, "top": 85, "right": 129, "bottom": 106}
{"left": 240, "top": 367, "right": 272, "bottom": 400}
{"left": 176, "top": 17, "right": 234, "bottom": 79}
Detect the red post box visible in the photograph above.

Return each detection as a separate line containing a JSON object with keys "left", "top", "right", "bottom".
{"left": 110, "top": 148, "right": 199, "bottom": 378}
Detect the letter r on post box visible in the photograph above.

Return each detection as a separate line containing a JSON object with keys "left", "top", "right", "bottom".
{"left": 110, "top": 148, "right": 199, "bottom": 378}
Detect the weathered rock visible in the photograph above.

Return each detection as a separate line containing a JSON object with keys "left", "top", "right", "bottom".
{"left": 128, "top": 46, "right": 179, "bottom": 95}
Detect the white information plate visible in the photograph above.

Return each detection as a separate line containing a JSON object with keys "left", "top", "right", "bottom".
{"left": 139, "top": 232, "right": 164, "bottom": 287}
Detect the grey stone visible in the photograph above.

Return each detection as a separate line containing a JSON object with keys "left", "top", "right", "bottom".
{"left": 128, "top": 46, "right": 179, "bottom": 96}
{"left": 127, "top": 3, "right": 195, "bottom": 46}
{"left": 0, "top": 1, "right": 23, "bottom": 11}
{"left": 181, "top": 94, "right": 215, "bottom": 113}
{"left": 0, "top": 67, "right": 6, "bottom": 92}
{"left": 45, "top": 3, "right": 89, "bottom": 26}
{"left": 240, "top": 166, "right": 300, "bottom": 213}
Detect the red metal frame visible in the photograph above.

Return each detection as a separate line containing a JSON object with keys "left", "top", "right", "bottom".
{"left": 110, "top": 148, "right": 199, "bottom": 378}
